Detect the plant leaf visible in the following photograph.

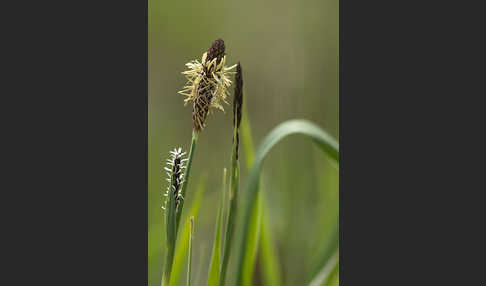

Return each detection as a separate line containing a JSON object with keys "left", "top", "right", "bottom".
{"left": 308, "top": 250, "right": 339, "bottom": 286}
{"left": 187, "top": 217, "right": 194, "bottom": 286}
{"left": 233, "top": 119, "right": 339, "bottom": 286}
{"left": 208, "top": 169, "right": 227, "bottom": 286}
{"left": 240, "top": 108, "right": 282, "bottom": 286}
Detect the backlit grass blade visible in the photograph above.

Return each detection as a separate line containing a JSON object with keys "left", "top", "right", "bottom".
{"left": 169, "top": 174, "right": 207, "bottom": 286}
{"left": 241, "top": 191, "right": 262, "bottom": 286}
{"left": 233, "top": 119, "right": 339, "bottom": 286}
{"left": 208, "top": 168, "right": 227, "bottom": 286}
{"left": 307, "top": 224, "right": 338, "bottom": 284}
{"left": 240, "top": 108, "right": 282, "bottom": 286}
{"left": 308, "top": 250, "right": 338, "bottom": 286}
{"left": 306, "top": 147, "right": 339, "bottom": 284}
{"left": 259, "top": 207, "right": 282, "bottom": 286}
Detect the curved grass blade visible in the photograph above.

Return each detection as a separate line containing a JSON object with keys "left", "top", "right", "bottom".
{"left": 208, "top": 168, "right": 227, "bottom": 286}
{"left": 233, "top": 119, "right": 339, "bottom": 286}
{"left": 306, "top": 148, "right": 339, "bottom": 284}
{"left": 169, "top": 174, "right": 207, "bottom": 286}
{"left": 307, "top": 224, "right": 338, "bottom": 284}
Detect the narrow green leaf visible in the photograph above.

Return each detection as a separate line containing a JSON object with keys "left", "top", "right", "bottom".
{"left": 241, "top": 192, "right": 262, "bottom": 286}
{"left": 208, "top": 168, "right": 227, "bottom": 286}
{"left": 240, "top": 109, "right": 255, "bottom": 168}
{"left": 259, "top": 206, "right": 282, "bottom": 286}
{"left": 169, "top": 174, "right": 207, "bottom": 286}
{"left": 308, "top": 250, "right": 339, "bottom": 286}
{"left": 187, "top": 217, "right": 194, "bottom": 286}
{"left": 240, "top": 107, "right": 282, "bottom": 286}
{"left": 326, "top": 266, "right": 339, "bottom": 286}
{"left": 233, "top": 119, "right": 339, "bottom": 286}
{"left": 219, "top": 113, "right": 241, "bottom": 286}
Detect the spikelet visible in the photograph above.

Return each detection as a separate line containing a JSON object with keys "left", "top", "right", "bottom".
{"left": 233, "top": 62, "right": 243, "bottom": 160}
{"left": 162, "top": 147, "right": 187, "bottom": 213}
{"left": 178, "top": 39, "right": 237, "bottom": 132}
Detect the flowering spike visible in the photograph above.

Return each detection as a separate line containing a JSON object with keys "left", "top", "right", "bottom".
{"left": 179, "top": 39, "right": 237, "bottom": 132}
{"left": 233, "top": 62, "right": 243, "bottom": 130}
{"left": 233, "top": 62, "right": 243, "bottom": 160}
{"left": 162, "top": 148, "right": 186, "bottom": 213}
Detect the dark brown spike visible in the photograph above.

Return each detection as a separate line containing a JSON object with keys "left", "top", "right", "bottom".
{"left": 206, "top": 38, "right": 225, "bottom": 64}
{"left": 233, "top": 62, "right": 243, "bottom": 160}
{"left": 233, "top": 62, "right": 243, "bottom": 129}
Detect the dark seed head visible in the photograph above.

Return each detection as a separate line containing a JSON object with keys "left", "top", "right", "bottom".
{"left": 233, "top": 62, "right": 243, "bottom": 129}
{"left": 206, "top": 38, "right": 225, "bottom": 64}
{"left": 233, "top": 62, "right": 243, "bottom": 160}
{"left": 164, "top": 148, "right": 185, "bottom": 213}
{"left": 171, "top": 155, "right": 183, "bottom": 210}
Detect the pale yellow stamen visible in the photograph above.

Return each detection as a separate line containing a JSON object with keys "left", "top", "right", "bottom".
{"left": 178, "top": 52, "right": 237, "bottom": 114}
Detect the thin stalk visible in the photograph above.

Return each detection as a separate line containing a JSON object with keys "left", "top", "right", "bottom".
{"left": 220, "top": 62, "right": 243, "bottom": 286}
{"left": 219, "top": 126, "right": 240, "bottom": 286}
{"left": 176, "top": 130, "right": 199, "bottom": 233}
{"left": 187, "top": 217, "right": 195, "bottom": 286}
{"left": 162, "top": 176, "right": 177, "bottom": 286}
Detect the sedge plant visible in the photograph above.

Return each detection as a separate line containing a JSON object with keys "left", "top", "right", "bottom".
{"left": 159, "top": 38, "right": 339, "bottom": 286}
{"left": 161, "top": 38, "right": 237, "bottom": 286}
{"left": 176, "top": 38, "right": 237, "bottom": 233}
{"left": 161, "top": 148, "right": 187, "bottom": 286}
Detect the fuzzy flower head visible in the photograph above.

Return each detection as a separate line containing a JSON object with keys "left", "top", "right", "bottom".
{"left": 178, "top": 39, "right": 237, "bottom": 132}
{"left": 162, "top": 147, "right": 187, "bottom": 213}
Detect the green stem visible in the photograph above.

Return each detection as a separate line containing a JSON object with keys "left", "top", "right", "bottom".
{"left": 219, "top": 127, "right": 240, "bottom": 286}
{"left": 176, "top": 130, "right": 199, "bottom": 233}
{"left": 162, "top": 176, "right": 177, "bottom": 286}
{"left": 162, "top": 130, "right": 199, "bottom": 286}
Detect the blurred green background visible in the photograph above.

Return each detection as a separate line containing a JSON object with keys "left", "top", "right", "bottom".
{"left": 149, "top": 0, "right": 338, "bottom": 285}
